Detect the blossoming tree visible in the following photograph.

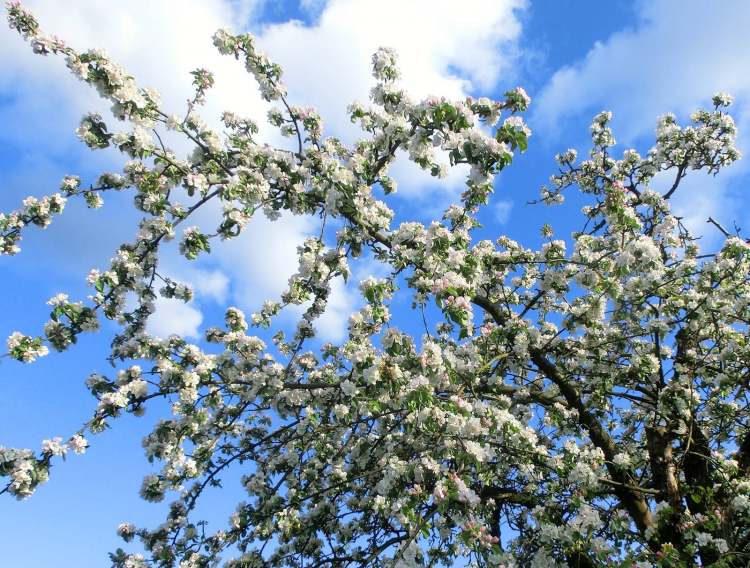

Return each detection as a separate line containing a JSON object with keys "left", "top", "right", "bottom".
{"left": 2, "top": 3, "right": 750, "bottom": 567}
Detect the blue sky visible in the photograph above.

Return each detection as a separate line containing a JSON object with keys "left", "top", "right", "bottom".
{"left": 1, "top": 0, "right": 750, "bottom": 565}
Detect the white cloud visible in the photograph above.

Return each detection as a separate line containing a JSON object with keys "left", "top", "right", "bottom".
{"left": 161, "top": 264, "right": 230, "bottom": 305}
{"left": 534, "top": 0, "right": 750, "bottom": 142}
{"left": 147, "top": 297, "right": 203, "bottom": 339}
{"left": 256, "top": 0, "right": 525, "bottom": 200}
{"left": 1, "top": 0, "right": 526, "bottom": 338}
{"left": 191, "top": 269, "right": 231, "bottom": 304}
{"left": 212, "top": 212, "right": 314, "bottom": 305}
{"left": 0, "top": 0, "right": 266, "bottom": 147}
{"left": 313, "top": 277, "right": 357, "bottom": 342}
{"left": 494, "top": 200, "right": 513, "bottom": 225}
{"left": 533, "top": 0, "right": 750, "bottom": 249}
{"left": 260, "top": 0, "right": 524, "bottom": 112}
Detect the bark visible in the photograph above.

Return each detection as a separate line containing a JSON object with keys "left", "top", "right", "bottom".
{"left": 646, "top": 425, "right": 683, "bottom": 548}
{"left": 737, "top": 430, "right": 750, "bottom": 474}
{"left": 566, "top": 551, "right": 597, "bottom": 568}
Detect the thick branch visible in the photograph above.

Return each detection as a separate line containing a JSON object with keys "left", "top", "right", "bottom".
{"left": 472, "top": 294, "right": 655, "bottom": 537}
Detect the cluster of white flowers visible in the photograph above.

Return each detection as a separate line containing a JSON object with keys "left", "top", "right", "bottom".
{"left": 0, "top": 192, "right": 66, "bottom": 254}
{"left": 213, "top": 28, "right": 286, "bottom": 101}
{"left": 6, "top": 331, "right": 48, "bottom": 362}
{"left": 0, "top": 446, "right": 40, "bottom": 499}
